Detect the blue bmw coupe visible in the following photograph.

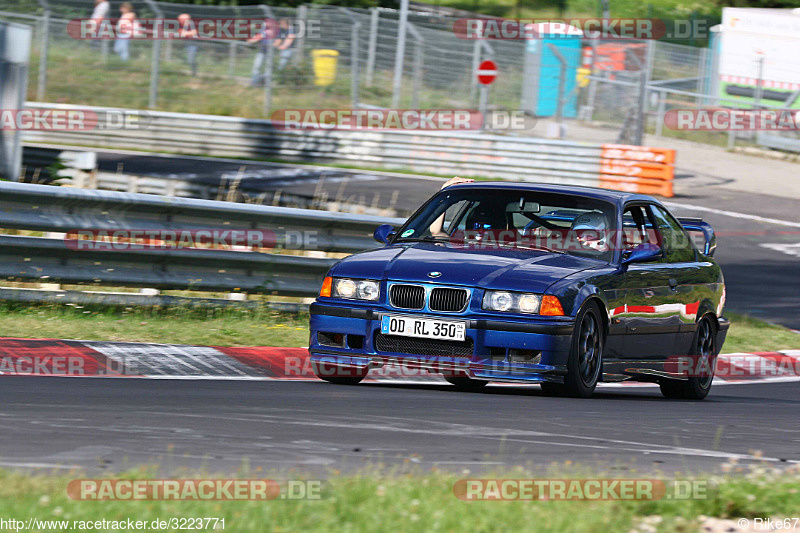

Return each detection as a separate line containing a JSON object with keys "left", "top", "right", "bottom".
{"left": 309, "top": 182, "right": 728, "bottom": 399}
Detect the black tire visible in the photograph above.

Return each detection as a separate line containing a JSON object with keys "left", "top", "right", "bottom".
{"left": 658, "top": 379, "right": 687, "bottom": 399}
{"left": 445, "top": 376, "right": 489, "bottom": 391}
{"left": 312, "top": 361, "right": 367, "bottom": 385}
{"left": 659, "top": 315, "right": 717, "bottom": 400}
{"left": 547, "top": 301, "right": 605, "bottom": 398}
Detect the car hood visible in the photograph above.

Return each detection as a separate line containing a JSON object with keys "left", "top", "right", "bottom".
{"left": 331, "top": 243, "right": 601, "bottom": 293}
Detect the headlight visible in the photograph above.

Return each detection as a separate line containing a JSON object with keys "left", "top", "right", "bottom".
{"left": 335, "top": 279, "right": 357, "bottom": 298}
{"left": 357, "top": 280, "right": 380, "bottom": 300}
{"left": 487, "top": 291, "right": 513, "bottom": 312}
{"left": 482, "top": 291, "right": 542, "bottom": 314}
{"left": 518, "top": 294, "right": 542, "bottom": 313}
{"left": 331, "top": 278, "right": 381, "bottom": 301}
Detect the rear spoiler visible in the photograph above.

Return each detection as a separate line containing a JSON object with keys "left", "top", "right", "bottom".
{"left": 678, "top": 217, "right": 716, "bottom": 257}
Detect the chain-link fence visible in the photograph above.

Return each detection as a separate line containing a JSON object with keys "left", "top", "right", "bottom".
{"left": 582, "top": 38, "right": 795, "bottom": 148}
{"left": 2, "top": 0, "right": 791, "bottom": 150}
{"left": 1, "top": 1, "right": 525, "bottom": 117}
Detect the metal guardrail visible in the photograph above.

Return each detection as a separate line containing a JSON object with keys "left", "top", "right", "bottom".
{"left": 21, "top": 102, "right": 676, "bottom": 195}
{"left": 0, "top": 181, "right": 404, "bottom": 298}
{"left": 756, "top": 133, "right": 800, "bottom": 154}
{"left": 0, "top": 287, "right": 309, "bottom": 312}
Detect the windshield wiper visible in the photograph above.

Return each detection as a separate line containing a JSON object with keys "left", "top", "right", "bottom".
{"left": 393, "top": 235, "right": 450, "bottom": 243}
{"left": 497, "top": 242, "right": 566, "bottom": 254}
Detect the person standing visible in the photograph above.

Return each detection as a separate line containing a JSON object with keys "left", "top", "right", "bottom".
{"left": 90, "top": 0, "right": 110, "bottom": 26}
{"left": 178, "top": 13, "right": 198, "bottom": 76}
{"left": 90, "top": 0, "right": 110, "bottom": 49}
{"left": 273, "top": 18, "right": 296, "bottom": 70}
{"left": 113, "top": 3, "right": 136, "bottom": 62}
{"left": 247, "top": 20, "right": 276, "bottom": 86}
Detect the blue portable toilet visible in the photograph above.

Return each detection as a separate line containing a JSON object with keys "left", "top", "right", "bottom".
{"left": 521, "top": 22, "right": 584, "bottom": 118}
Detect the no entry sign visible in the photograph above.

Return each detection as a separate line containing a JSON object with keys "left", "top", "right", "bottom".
{"left": 477, "top": 60, "right": 497, "bottom": 85}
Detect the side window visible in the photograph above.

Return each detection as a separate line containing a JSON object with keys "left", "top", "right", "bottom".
{"left": 647, "top": 205, "right": 696, "bottom": 263}
{"left": 621, "top": 206, "right": 658, "bottom": 250}
{"left": 442, "top": 200, "right": 471, "bottom": 233}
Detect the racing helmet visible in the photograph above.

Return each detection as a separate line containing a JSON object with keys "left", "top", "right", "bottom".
{"left": 570, "top": 211, "right": 609, "bottom": 252}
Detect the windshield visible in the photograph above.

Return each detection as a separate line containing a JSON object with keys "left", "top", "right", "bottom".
{"left": 393, "top": 188, "right": 617, "bottom": 262}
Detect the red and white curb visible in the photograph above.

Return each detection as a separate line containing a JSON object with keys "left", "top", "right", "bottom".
{"left": 0, "top": 338, "right": 798, "bottom": 387}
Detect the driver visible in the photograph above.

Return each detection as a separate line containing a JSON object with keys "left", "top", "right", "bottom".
{"left": 570, "top": 211, "right": 609, "bottom": 253}
{"left": 464, "top": 204, "right": 507, "bottom": 232}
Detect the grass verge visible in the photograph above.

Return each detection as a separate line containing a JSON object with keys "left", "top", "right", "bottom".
{"left": 1, "top": 463, "right": 800, "bottom": 532}
{"left": 0, "top": 302, "right": 308, "bottom": 347}
{"left": 0, "top": 303, "right": 796, "bottom": 353}
{"left": 723, "top": 312, "right": 799, "bottom": 354}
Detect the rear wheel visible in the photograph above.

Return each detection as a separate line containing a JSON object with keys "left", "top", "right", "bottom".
{"left": 541, "top": 302, "right": 605, "bottom": 398}
{"left": 659, "top": 315, "right": 716, "bottom": 400}
{"left": 445, "top": 376, "right": 489, "bottom": 391}
{"left": 312, "top": 360, "right": 368, "bottom": 385}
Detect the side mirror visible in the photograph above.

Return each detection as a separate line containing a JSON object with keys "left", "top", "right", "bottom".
{"left": 373, "top": 224, "right": 396, "bottom": 244}
{"left": 622, "top": 243, "right": 662, "bottom": 265}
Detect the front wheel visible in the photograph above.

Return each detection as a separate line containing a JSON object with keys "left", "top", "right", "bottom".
{"left": 542, "top": 302, "right": 605, "bottom": 398}
{"left": 659, "top": 315, "right": 717, "bottom": 400}
{"left": 312, "top": 360, "right": 368, "bottom": 385}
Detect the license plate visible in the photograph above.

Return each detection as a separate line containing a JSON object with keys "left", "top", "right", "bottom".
{"left": 381, "top": 315, "right": 466, "bottom": 342}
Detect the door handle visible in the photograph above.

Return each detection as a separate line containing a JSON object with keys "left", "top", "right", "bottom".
{"left": 668, "top": 278, "right": 678, "bottom": 290}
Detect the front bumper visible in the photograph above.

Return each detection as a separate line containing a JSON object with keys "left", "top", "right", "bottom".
{"left": 309, "top": 302, "right": 575, "bottom": 383}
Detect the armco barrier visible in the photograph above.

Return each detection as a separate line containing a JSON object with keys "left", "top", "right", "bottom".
{"left": 0, "top": 181, "right": 404, "bottom": 297}
{"left": 21, "top": 102, "right": 676, "bottom": 197}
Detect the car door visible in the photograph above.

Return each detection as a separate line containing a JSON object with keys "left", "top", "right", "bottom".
{"left": 618, "top": 204, "right": 679, "bottom": 359}
{"left": 645, "top": 204, "right": 702, "bottom": 357}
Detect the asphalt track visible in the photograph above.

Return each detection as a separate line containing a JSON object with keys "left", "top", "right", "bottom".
{"left": 3, "top": 146, "right": 797, "bottom": 476}
{"left": 1, "top": 377, "right": 799, "bottom": 475}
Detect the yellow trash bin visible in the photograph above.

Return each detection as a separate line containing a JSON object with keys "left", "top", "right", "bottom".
{"left": 311, "top": 49, "right": 339, "bottom": 87}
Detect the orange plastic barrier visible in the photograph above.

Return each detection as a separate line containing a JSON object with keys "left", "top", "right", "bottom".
{"left": 594, "top": 43, "right": 647, "bottom": 73}
{"left": 598, "top": 143, "right": 676, "bottom": 197}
